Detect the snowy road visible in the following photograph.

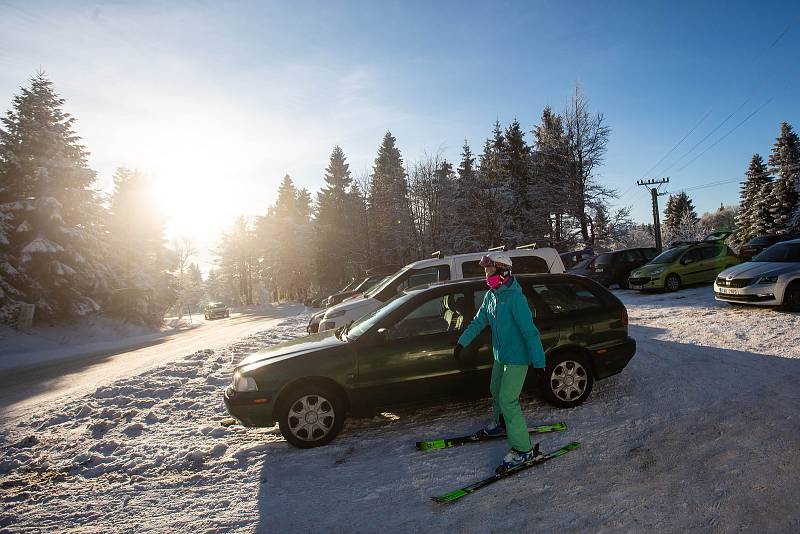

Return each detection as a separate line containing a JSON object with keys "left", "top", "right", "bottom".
{"left": 0, "top": 304, "right": 305, "bottom": 426}
{"left": 2, "top": 289, "right": 799, "bottom": 533}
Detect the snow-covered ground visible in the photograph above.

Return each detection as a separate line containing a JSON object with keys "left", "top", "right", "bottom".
{"left": 2, "top": 287, "right": 799, "bottom": 533}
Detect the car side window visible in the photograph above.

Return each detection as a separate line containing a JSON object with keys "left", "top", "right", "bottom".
{"left": 388, "top": 292, "right": 466, "bottom": 340}
{"left": 683, "top": 248, "right": 703, "bottom": 263}
{"left": 396, "top": 265, "right": 451, "bottom": 292}
{"left": 461, "top": 260, "right": 485, "bottom": 278}
{"left": 531, "top": 282, "right": 603, "bottom": 315}
{"left": 701, "top": 245, "right": 722, "bottom": 260}
{"left": 509, "top": 256, "right": 549, "bottom": 274}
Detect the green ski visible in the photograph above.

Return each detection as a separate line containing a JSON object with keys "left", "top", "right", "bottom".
{"left": 416, "top": 422, "right": 567, "bottom": 451}
{"left": 432, "top": 441, "right": 581, "bottom": 504}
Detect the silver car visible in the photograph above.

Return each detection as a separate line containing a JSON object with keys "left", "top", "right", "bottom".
{"left": 714, "top": 238, "right": 800, "bottom": 310}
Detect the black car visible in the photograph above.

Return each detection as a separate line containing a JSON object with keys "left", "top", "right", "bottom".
{"left": 738, "top": 234, "right": 800, "bottom": 262}
{"left": 560, "top": 249, "right": 595, "bottom": 270}
{"left": 584, "top": 247, "right": 658, "bottom": 288}
{"left": 225, "top": 274, "right": 636, "bottom": 448}
{"left": 204, "top": 302, "right": 230, "bottom": 320}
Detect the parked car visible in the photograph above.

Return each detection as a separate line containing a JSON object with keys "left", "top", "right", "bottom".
{"left": 204, "top": 302, "right": 230, "bottom": 320}
{"left": 307, "top": 275, "right": 392, "bottom": 334}
{"left": 737, "top": 234, "right": 800, "bottom": 262}
{"left": 668, "top": 230, "right": 734, "bottom": 249}
{"left": 583, "top": 247, "right": 658, "bottom": 288}
{"left": 560, "top": 248, "right": 595, "bottom": 270}
{"left": 224, "top": 274, "right": 636, "bottom": 448}
{"left": 315, "top": 246, "right": 566, "bottom": 333}
{"left": 325, "top": 269, "right": 398, "bottom": 308}
{"left": 629, "top": 242, "right": 739, "bottom": 292}
{"left": 566, "top": 256, "right": 596, "bottom": 276}
{"left": 714, "top": 238, "right": 800, "bottom": 310}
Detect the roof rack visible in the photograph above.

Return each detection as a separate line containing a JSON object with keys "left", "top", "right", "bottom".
{"left": 430, "top": 250, "right": 444, "bottom": 259}
{"left": 487, "top": 245, "right": 514, "bottom": 252}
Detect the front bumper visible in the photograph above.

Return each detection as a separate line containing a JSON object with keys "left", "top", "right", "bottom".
{"left": 206, "top": 311, "right": 229, "bottom": 318}
{"left": 223, "top": 385, "right": 276, "bottom": 427}
{"left": 628, "top": 275, "right": 665, "bottom": 290}
{"left": 593, "top": 336, "right": 636, "bottom": 379}
{"left": 714, "top": 283, "right": 779, "bottom": 305}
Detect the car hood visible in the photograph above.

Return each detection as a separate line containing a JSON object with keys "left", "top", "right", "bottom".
{"left": 322, "top": 296, "right": 375, "bottom": 317}
{"left": 238, "top": 330, "right": 346, "bottom": 371}
{"left": 718, "top": 262, "right": 800, "bottom": 280}
{"left": 631, "top": 263, "right": 670, "bottom": 275}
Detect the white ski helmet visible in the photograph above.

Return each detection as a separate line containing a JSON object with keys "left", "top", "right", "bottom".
{"left": 479, "top": 251, "right": 513, "bottom": 269}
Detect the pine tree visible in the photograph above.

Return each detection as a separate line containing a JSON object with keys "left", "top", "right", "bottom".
{"left": 470, "top": 122, "right": 514, "bottom": 248}
{"left": 767, "top": 122, "right": 800, "bottom": 234}
{"left": 663, "top": 192, "right": 698, "bottom": 233}
{"left": 0, "top": 73, "right": 112, "bottom": 321}
{"left": 733, "top": 154, "right": 771, "bottom": 245}
{"left": 531, "top": 107, "right": 571, "bottom": 245}
{"left": 502, "top": 119, "right": 532, "bottom": 243}
{"left": 367, "top": 132, "right": 414, "bottom": 267}
{"left": 314, "top": 146, "right": 355, "bottom": 291}
{"left": 106, "top": 168, "right": 174, "bottom": 325}
{"left": 451, "top": 140, "right": 481, "bottom": 250}
{"left": 752, "top": 181, "right": 775, "bottom": 236}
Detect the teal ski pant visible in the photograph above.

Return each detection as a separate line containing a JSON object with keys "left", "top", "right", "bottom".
{"left": 490, "top": 361, "right": 531, "bottom": 453}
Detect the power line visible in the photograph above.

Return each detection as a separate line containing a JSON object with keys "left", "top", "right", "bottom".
{"left": 638, "top": 108, "right": 712, "bottom": 181}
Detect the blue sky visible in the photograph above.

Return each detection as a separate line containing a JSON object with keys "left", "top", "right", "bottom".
{"left": 1, "top": 0, "right": 798, "bottom": 269}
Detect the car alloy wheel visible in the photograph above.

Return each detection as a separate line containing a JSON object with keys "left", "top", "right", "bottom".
{"left": 665, "top": 274, "right": 681, "bottom": 292}
{"left": 538, "top": 352, "right": 594, "bottom": 408}
{"left": 278, "top": 382, "right": 346, "bottom": 448}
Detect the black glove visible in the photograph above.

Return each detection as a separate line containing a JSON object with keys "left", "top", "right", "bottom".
{"left": 453, "top": 344, "right": 463, "bottom": 360}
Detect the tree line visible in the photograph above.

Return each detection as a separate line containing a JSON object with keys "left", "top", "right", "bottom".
{"left": 0, "top": 74, "right": 631, "bottom": 326}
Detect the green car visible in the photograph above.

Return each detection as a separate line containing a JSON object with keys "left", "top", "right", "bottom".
{"left": 224, "top": 274, "right": 636, "bottom": 448}
{"left": 628, "top": 242, "right": 739, "bottom": 292}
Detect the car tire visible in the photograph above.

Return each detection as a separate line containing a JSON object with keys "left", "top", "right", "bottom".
{"left": 665, "top": 274, "right": 681, "bottom": 292}
{"left": 538, "top": 352, "right": 594, "bottom": 408}
{"left": 276, "top": 381, "right": 346, "bottom": 448}
{"left": 204, "top": 314, "right": 209, "bottom": 320}
{"left": 782, "top": 282, "right": 800, "bottom": 312}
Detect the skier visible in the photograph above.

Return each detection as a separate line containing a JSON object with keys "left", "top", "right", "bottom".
{"left": 453, "top": 251, "right": 547, "bottom": 472}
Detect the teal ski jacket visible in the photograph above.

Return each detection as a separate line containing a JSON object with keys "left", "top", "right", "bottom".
{"left": 457, "top": 277, "right": 546, "bottom": 368}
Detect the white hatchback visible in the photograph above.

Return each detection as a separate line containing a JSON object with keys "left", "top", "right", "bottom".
{"left": 316, "top": 247, "right": 565, "bottom": 332}
{"left": 714, "top": 238, "right": 800, "bottom": 310}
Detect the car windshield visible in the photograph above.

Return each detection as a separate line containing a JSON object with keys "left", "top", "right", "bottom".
{"left": 650, "top": 246, "right": 688, "bottom": 264}
{"left": 346, "top": 291, "right": 414, "bottom": 339}
{"left": 751, "top": 243, "right": 800, "bottom": 262}
{"left": 364, "top": 266, "right": 408, "bottom": 298}
{"left": 592, "top": 253, "right": 614, "bottom": 266}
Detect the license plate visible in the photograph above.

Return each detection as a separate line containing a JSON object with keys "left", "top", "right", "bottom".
{"left": 594, "top": 268, "right": 604, "bottom": 273}
{"left": 719, "top": 287, "right": 739, "bottom": 295}
{"left": 630, "top": 284, "right": 643, "bottom": 290}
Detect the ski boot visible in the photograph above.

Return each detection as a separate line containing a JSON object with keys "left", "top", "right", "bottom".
{"left": 496, "top": 443, "right": 542, "bottom": 474}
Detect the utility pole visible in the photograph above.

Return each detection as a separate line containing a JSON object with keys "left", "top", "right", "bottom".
{"left": 636, "top": 178, "right": 670, "bottom": 252}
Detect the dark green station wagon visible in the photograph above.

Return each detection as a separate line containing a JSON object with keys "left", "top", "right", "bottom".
{"left": 224, "top": 274, "right": 636, "bottom": 448}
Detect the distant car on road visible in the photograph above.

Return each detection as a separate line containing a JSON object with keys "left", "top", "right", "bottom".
{"left": 224, "top": 273, "right": 636, "bottom": 448}
{"left": 629, "top": 242, "right": 739, "bottom": 292}
{"left": 737, "top": 234, "right": 800, "bottom": 262}
{"left": 714, "top": 238, "right": 800, "bottom": 310}
{"left": 583, "top": 247, "right": 658, "bottom": 288}
{"left": 204, "top": 302, "right": 230, "bottom": 320}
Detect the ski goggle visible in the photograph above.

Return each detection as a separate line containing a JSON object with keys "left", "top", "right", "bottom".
{"left": 479, "top": 255, "right": 494, "bottom": 267}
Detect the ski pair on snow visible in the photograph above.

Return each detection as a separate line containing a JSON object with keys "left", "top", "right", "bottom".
{"left": 416, "top": 422, "right": 579, "bottom": 504}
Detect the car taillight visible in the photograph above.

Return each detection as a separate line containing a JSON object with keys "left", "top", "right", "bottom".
{"left": 621, "top": 307, "right": 629, "bottom": 327}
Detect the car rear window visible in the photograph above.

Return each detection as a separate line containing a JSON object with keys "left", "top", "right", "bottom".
{"left": 530, "top": 282, "right": 603, "bottom": 315}
{"left": 592, "top": 253, "right": 615, "bottom": 267}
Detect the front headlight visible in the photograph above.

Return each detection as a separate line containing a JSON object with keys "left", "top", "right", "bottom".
{"left": 757, "top": 275, "right": 778, "bottom": 284}
{"left": 232, "top": 370, "right": 258, "bottom": 392}
{"left": 325, "top": 309, "right": 346, "bottom": 319}
{"left": 649, "top": 267, "right": 665, "bottom": 275}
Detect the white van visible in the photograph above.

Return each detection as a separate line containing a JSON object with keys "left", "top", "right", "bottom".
{"left": 315, "top": 247, "right": 564, "bottom": 332}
